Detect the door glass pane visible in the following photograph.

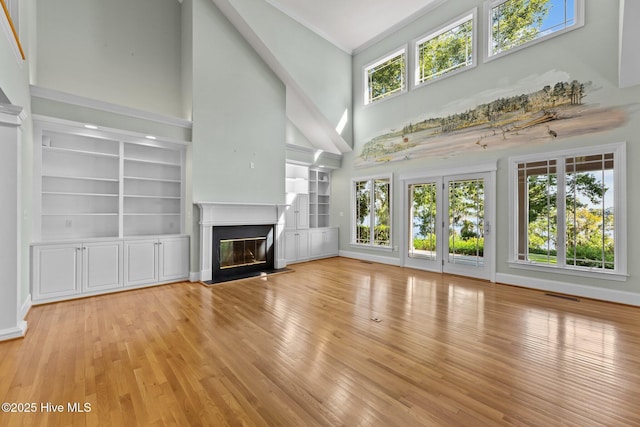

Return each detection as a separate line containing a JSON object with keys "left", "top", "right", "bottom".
{"left": 448, "top": 179, "right": 484, "bottom": 266}
{"left": 373, "top": 179, "right": 391, "bottom": 246}
{"left": 355, "top": 180, "right": 371, "bottom": 244}
{"left": 409, "top": 183, "right": 437, "bottom": 260}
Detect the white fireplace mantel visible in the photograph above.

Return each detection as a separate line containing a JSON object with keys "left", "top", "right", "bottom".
{"left": 196, "top": 202, "right": 287, "bottom": 282}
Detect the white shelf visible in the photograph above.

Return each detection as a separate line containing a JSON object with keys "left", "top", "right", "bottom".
{"left": 43, "top": 174, "right": 119, "bottom": 183}
{"left": 42, "top": 213, "right": 118, "bottom": 216}
{"left": 43, "top": 146, "right": 119, "bottom": 159}
{"left": 123, "top": 176, "right": 181, "bottom": 183}
{"left": 124, "top": 142, "right": 181, "bottom": 165}
{"left": 124, "top": 195, "right": 181, "bottom": 199}
{"left": 124, "top": 157, "right": 180, "bottom": 167}
{"left": 43, "top": 191, "right": 118, "bottom": 197}
{"left": 124, "top": 213, "right": 180, "bottom": 216}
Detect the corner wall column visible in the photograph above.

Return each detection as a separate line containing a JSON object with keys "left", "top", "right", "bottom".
{"left": 0, "top": 103, "right": 27, "bottom": 341}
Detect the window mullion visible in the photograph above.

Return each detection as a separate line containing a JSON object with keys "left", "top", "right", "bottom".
{"left": 370, "top": 180, "right": 375, "bottom": 246}
{"left": 556, "top": 157, "right": 567, "bottom": 266}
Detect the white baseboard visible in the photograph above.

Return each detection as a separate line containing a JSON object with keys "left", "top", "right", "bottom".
{"left": 20, "top": 294, "right": 32, "bottom": 320}
{"left": 189, "top": 271, "right": 201, "bottom": 282}
{"left": 496, "top": 273, "right": 640, "bottom": 306}
{"left": 339, "top": 250, "right": 401, "bottom": 266}
{"left": 0, "top": 321, "right": 28, "bottom": 342}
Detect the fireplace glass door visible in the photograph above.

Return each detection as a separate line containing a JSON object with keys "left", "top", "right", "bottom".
{"left": 219, "top": 237, "right": 267, "bottom": 269}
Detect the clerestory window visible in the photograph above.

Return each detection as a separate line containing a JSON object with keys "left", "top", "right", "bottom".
{"left": 487, "top": 0, "right": 584, "bottom": 60}
{"left": 364, "top": 48, "right": 406, "bottom": 105}
{"left": 415, "top": 10, "right": 476, "bottom": 87}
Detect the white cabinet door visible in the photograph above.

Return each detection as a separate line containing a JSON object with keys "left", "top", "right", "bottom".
{"left": 298, "top": 229, "right": 309, "bottom": 260}
{"left": 159, "top": 236, "right": 189, "bottom": 282}
{"left": 309, "top": 229, "right": 325, "bottom": 258}
{"left": 32, "top": 244, "right": 82, "bottom": 301}
{"left": 285, "top": 194, "right": 310, "bottom": 230}
{"left": 124, "top": 239, "right": 158, "bottom": 287}
{"left": 284, "top": 200, "right": 297, "bottom": 230}
{"left": 284, "top": 230, "right": 309, "bottom": 263}
{"left": 297, "top": 194, "right": 310, "bottom": 229}
{"left": 309, "top": 228, "right": 339, "bottom": 259}
{"left": 326, "top": 228, "right": 339, "bottom": 256}
{"left": 284, "top": 231, "right": 298, "bottom": 263}
{"left": 83, "top": 241, "right": 123, "bottom": 292}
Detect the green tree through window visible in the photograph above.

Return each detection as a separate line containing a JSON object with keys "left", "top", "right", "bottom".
{"left": 365, "top": 51, "right": 406, "bottom": 104}
{"left": 490, "top": 0, "right": 578, "bottom": 57}
{"left": 417, "top": 15, "right": 473, "bottom": 85}
{"left": 354, "top": 178, "right": 391, "bottom": 247}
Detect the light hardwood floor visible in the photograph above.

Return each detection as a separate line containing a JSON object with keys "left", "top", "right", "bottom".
{"left": 1, "top": 257, "right": 639, "bottom": 426}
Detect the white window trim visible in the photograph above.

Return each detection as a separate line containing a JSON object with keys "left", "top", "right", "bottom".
{"left": 351, "top": 173, "right": 393, "bottom": 250}
{"left": 363, "top": 46, "right": 408, "bottom": 106}
{"left": 412, "top": 8, "right": 478, "bottom": 90}
{"left": 508, "top": 142, "right": 627, "bottom": 281}
{"left": 483, "top": 0, "right": 585, "bottom": 63}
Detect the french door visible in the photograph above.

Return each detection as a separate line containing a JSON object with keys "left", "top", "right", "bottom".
{"left": 403, "top": 172, "right": 494, "bottom": 281}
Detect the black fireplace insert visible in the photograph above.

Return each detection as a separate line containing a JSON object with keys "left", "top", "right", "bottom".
{"left": 209, "top": 224, "right": 275, "bottom": 283}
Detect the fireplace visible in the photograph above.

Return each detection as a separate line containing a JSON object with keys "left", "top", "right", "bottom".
{"left": 196, "top": 202, "right": 287, "bottom": 283}
{"left": 210, "top": 224, "right": 274, "bottom": 283}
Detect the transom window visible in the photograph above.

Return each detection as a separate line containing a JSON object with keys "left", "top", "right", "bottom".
{"left": 510, "top": 143, "right": 626, "bottom": 279}
{"left": 353, "top": 176, "right": 392, "bottom": 247}
{"left": 487, "top": 0, "right": 584, "bottom": 59}
{"left": 415, "top": 11, "right": 475, "bottom": 87}
{"left": 364, "top": 48, "right": 406, "bottom": 105}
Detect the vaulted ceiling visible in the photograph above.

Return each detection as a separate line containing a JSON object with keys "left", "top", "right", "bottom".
{"left": 265, "top": 0, "right": 447, "bottom": 53}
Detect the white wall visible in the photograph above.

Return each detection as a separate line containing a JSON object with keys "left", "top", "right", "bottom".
{"left": 0, "top": 0, "right": 34, "bottom": 338}
{"left": 189, "top": 0, "right": 286, "bottom": 270}
{"left": 333, "top": 0, "right": 640, "bottom": 303}
{"left": 229, "top": 0, "right": 353, "bottom": 146}
{"left": 35, "top": 0, "right": 183, "bottom": 118}
{"left": 190, "top": 0, "right": 285, "bottom": 204}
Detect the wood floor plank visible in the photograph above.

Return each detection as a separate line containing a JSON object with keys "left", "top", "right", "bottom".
{"left": 1, "top": 257, "right": 640, "bottom": 426}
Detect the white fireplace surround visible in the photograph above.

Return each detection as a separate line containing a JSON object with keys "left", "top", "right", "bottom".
{"left": 196, "top": 202, "right": 287, "bottom": 282}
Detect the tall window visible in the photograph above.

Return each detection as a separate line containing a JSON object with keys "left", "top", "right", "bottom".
{"left": 364, "top": 48, "right": 406, "bottom": 105}
{"left": 353, "top": 177, "right": 391, "bottom": 247}
{"left": 512, "top": 144, "right": 626, "bottom": 277}
{"left": 415, "top": 11, "right": 475, "bottom": 87}
{"left": 488, "top": 0, "right": 584, "bottom": 59}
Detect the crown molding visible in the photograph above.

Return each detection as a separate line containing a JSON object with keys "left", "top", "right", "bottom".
{"left": 30, "top": 85, "right": 192, "bottom": 129}
{"left": 0, "top": 102, "right": 26, "bottom": 126}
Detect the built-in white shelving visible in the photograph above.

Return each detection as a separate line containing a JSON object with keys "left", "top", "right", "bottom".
{"left": 122, "top": 142, "right": 182, "bottom": 237}
{"left": 284, "top": 163, "right": 337, "bottom": 264}
{"left": 309, "top": 169, "right": 331, "bottom": 228}
{"left": 31, "top": 117, "right": 190, "bottom": 305}
{"left": 34, "top": 120, "right": 186, "bottom": 242}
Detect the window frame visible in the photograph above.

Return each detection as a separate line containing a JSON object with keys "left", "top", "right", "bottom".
{"left": 412, "top": 9, "right": 477, "bottom": 90}
{"left": 484, "top": 0, "right": 585, "bottom": 63}
{"left": 363, "top": 46, "right": 407, "bottom": 106}
{"left": 508, "top": 142, "right": 627, "bottom": 281}
{"left": 351, "top": 174, "right": 393, "bottom": 250}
